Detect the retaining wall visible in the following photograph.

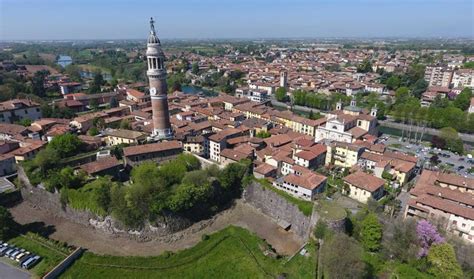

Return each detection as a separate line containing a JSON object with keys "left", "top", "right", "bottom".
{"left": 17, "top": 166, "right": 193, "bottom": 240}
{"left": 42, "top": 247, "right": 83, "bottom": 279}
{"left": 243, "top": 182, "right": 315, "bottom": 240}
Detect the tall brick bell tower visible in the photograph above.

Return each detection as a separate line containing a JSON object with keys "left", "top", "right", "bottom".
{"left": 146, "top": 17, "right": 172, "bottom": 139}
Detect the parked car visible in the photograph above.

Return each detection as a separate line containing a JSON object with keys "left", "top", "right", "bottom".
{"left": 19, "top": 254, "right": 35, "bottom": 265}
{"left": 22, "top": 255, "right": 41, "bottom": 269}
{"left": 10, "top": 249, "right": 24, "bottom": 260}
{"left": 16, "top": 251, "right": 30, "bottom": 262}
{"left": 5, "top": 247, "right": 17, "bottom": 257}
{"left": 0, "top": 246, "right": 9, "bottom": 256}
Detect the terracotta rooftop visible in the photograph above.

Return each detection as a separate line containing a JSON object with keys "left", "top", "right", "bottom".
{"left": 283, "top": 172, "right": 327, "bottom": 190}
{"left": 343, "top": 171, "right": 385, "bottom": 192}
{"left": 123, "top": 141, "right": 182, "bottom": 157}
{"left": 254, "top": 163, "right": 277, "bottom": 175}
{"left": 79, "top": 156, "right": 121, "bottom": 175}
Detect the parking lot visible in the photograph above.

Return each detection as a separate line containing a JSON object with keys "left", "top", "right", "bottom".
{"left": 0, "top": 241, "right": 41, "bottom": 273}
{"left": 0, "top": 260, "right": 30, "bottom": 279}
{"left": 382, "top": 135, "right": 474, "bottom": 178}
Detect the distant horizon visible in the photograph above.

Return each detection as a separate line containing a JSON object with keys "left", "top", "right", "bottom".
{"left": 1, "top": 35, "right": 474, "bottom": 43}
{"left": 1, "top": 0, "right": 473, "bottom": 40}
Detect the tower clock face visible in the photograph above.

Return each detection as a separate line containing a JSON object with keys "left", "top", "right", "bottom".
{"left": 150, "top": 87, "right": 157, "bottom": 96}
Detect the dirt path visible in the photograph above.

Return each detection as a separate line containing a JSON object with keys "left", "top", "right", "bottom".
{"left": 10, "top": 200, "right": 302, "bottom": 257}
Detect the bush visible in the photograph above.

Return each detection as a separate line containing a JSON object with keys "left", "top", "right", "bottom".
{"left": 202, "top": 234, "right": 210, "bottom": 241}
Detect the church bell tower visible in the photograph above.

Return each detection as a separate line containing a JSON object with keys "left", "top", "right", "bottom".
{"left": 147, "top": 17, "right": 172, "bottom": 139}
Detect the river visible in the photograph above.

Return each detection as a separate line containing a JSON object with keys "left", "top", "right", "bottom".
{"left": 181, "top": 85, "right": 218, "bottom": 97}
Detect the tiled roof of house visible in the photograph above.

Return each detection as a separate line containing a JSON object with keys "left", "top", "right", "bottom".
{"left": 79, "top": 156, "right": 121, "bottom": 175}
{"left": 343, "top": 171, "right": 385, "bottom": 192}
{"left": 123, "top": 141, "right": 182, "bottom": 157}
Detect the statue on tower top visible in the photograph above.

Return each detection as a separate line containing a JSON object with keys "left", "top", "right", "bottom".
{"left": 150, "top": 17, "right": 156, "bottom": 34}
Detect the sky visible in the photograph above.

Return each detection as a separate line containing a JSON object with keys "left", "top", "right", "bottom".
{"left": 0, "top": 0, "right": 473, "bottom": 40}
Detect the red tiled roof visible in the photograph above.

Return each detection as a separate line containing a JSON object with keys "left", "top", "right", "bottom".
{"left": 79, "top": 157, "right": 121, "bottom": 175}
{"left": 343, "top": 171, "right": 385, "bottom": 192}
{"left": 123, "top": 141, "right": 182, "bottom": 157}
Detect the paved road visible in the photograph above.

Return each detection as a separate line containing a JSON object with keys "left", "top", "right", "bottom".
{"left": 0, "top": 261, "right": 30, "bottom": 279}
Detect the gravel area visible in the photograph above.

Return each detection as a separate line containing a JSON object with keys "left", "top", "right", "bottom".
{"left": 10, "top": 200, "right": 302, "bottom": 257}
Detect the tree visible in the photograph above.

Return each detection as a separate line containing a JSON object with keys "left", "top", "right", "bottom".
{"left": 88, "top": 127, "right": 99, "bottom": 136}
{"left": 89, "top": 99, "right": 99, "bottom": 110}
{"left": 359, "top": 212, "right": 383, "bottom": 252}
{"left": 16, "top": 118, "right": 32, "bottom": 127}
{"left": 119, "top": 119, "right": 131, "bottom": 130}
{"left": 439, "top": 127, "right": 464, "bottom": 154}
{"left": 131, "top": 162, "right": 162, "bottom": 188}
{"left": 31, "top": 70, "right": 48, "bottom": 97}
{"left": 109, "top": 97, "right": 118, "bottom": 108}
{"left": 416, "top": 219, "right": 445, "bottom": 258}
{"left": 0, "top": 206, "right": 14, "bottom": 239}
{"left": 314, "top": 220, "right": 328, "bottom": 239}
{"left": 275, "top": 87, "right": 287, "bottom": 102}
{"left": 386, "top": 76, "right": 401, "bottom": 90}
{"left": 191, "top": 62, "right": 200, "bottom": 75}
{"left": 427, "top": 243, "right": 463, "bottom": 279}
{"left": 308, "top": 110, "right": 321, "bottom": 120}
{"left": 395, "top": 87, "right": 410, "bottom": 104}
{"left": 412, "top": 79, "right": 428, "bottom": 99}
{"left": 48, "top": 133, "right": 84, "bottom": 158}
{"left": 46, "top": 166, "right": 85, "bottom": 191}
{"left": 34, "top": 148, "right": 60, "bottom": 176}
{"left": 255, "top": 130, "right": 271, "bottom": 138}
{"left": 64, "top": 64, "right": 82, "bottom": 82}
{"left": 382, "top": 219, "right": 418, "bottom": 262}
{"left": 88, "top": 71, "right": 104, "bottom": 94}
{"left": 168, "top": 182, "right": 212, "bottom": 212}
{"left": 322, "top": 233, "right": 366, "bottom": 278}
{"left": 453, "top": 87, "right": 472, "bottom": 111}
{"left": 357, "top": 59, "right": 373, "bottom": 73}
{"left": 93, "top": 177, "right": 113, "bottom": 213}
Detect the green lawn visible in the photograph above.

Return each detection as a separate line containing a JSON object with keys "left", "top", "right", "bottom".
{"left": 256, "top": 179, "right": 313, "bottom": 216}
{"left": 61, "top": 226, "right": 316, "bottom": 279}
{"left": 8, "top": 233, "right": 70, "bottom": 278}
{"left": 316, "top": 200, "right": 346, "bottom": 221}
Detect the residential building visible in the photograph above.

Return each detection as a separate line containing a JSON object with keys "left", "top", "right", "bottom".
{"left": 343, "top": 171, "right": 385, "bottom": 204}
{"left": 405, "top": 170, "right": 474, "bottom": 243}
{"left": 452, "top": 69, "right": 474, "bottom": 89}
{"left": 104, "top": 129, "right": 147, "bottom": 146}
{"left": 208, "top": 128, "right": 243, "bottom": 162}
{"left": 0, "top": 99, "right": 42, "bottom": 124}
{"left": 325, "top": 141, "right": 364, "bottom": 168}
{"left": 123, "top": 140, "right": 183, "bottom": 166}
{"left": 273, "top": 171, "right": 327, "bottom": 201}
{"left": 79, "top": 156, "right": 122, "bottom": 178}
{"left": 424, "top": 66, "right": 453, "bottom": 87}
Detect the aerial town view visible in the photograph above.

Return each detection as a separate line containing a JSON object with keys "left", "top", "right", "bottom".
{"left": 0, "top": 0, "right": 473, "bottom": 278}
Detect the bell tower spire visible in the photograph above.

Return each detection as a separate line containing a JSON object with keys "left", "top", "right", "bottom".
{"left": 146, "top": 17, "right": 172, "bottom": 139}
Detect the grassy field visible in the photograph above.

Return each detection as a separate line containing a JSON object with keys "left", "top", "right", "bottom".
{"left": 8, "top": 233, "right": 70, "bottom": 278}
{"left": 61, "top": 226, "right": 315, "bottom": 279}
{"left": 256, "top": 179, "right": 314, "bottom": 216}
{"left": 76, "top": 64, "right": 111, "bottom": 74}
{"left": 316, "top": 200, "right": 346, "bottom": 221}
{"left": 63, "top": 183, "right": 106, "bottom": 216}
